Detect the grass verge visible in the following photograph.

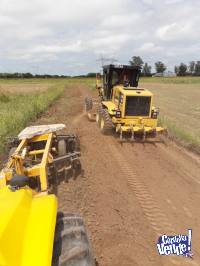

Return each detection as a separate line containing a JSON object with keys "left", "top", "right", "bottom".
{"left": 0, "top": 85, "right": 64, "bottom": 151}
{"left": 159, "top": 116, "right": 200, "bottom": 155}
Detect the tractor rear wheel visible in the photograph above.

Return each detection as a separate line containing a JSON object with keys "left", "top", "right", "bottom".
{"left": 100, "top": 109, "right": 113, "bottom": 135}
{"left": 52, "top": 213, "right": 95, "bottom": 266}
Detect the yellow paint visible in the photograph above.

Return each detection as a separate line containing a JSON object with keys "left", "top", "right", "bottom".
{"left": 0, "top": 186, "right": 57, "bottom": 266}
{"left": 0, "top": 133, "right": 53, "bottom": 191}
{"left": 101, "top": 84, "right": 165, "bottom": 134}
{"left": 0, "top": 131, "right": 60, "bottom": 265}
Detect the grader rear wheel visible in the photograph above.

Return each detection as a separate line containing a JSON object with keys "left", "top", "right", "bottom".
{"left": 96, "top": 105, "right": 103, "bottom": 127}
{"left": 100, "top": 109, "right": 113, "bottom": 135}
{"left": 84, "top": 97, "right": 94, "bottom": 121}
{"left": 52, "top": 213, "right": 95, "bottom": 266}
{"left": 84, "top": 97, "right": 93, "bottom": 112}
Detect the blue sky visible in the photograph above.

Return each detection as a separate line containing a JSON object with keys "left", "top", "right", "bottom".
{"left": 0, "top": 0, "right": 199, "bottom": 75}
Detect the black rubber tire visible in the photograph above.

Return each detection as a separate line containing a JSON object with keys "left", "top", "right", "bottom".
{"left": 58, "top": 140, "right": 67, "bottom": 157}
{"left": 95, "top": 105, "right": 103, "bottom": 127}
{"left": 84, "top": 97, "right": 93, "bottom": 112}
{"left": 100, "top": 109, "right": 113, "bottom": 135}
{"left": 52, "top": 213, "right": 95, "bottom": 266}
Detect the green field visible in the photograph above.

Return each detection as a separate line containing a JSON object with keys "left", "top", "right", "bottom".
{"left": 0, "top": 77, "right": 199, "bottom": 154}
{"left": 0, "top": 79, "right": 68, "bottom": 151}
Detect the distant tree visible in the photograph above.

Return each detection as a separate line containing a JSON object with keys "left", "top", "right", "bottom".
{"left": 142, "top": 63, "right": 152, "bottom": 76}
{"left": 177, "top": 63, "right": 187, "bottom": 76}
{"left": 174, "top": 66, "right": 179, "bottom": 75}
{"left": 23, "top": 73, "right": 33, "bottom": 78}
{"left": 129, "top": 56, "right": 144, "bottom": 68}
{"left": 155, "top": 61, "right": 166, "bottom": 73}
{"left": 189, "top": 61, "right": 195, "bottom": 74}
{"left": 87, "top": 73, "right": 96, "bottom": 77}
{"left": 194, "top": 61, "right": 200, "bottom": 76}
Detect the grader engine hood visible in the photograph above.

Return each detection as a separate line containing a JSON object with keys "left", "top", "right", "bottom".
{"left": 0, "top": 187, "right": 57, "bottom": 266}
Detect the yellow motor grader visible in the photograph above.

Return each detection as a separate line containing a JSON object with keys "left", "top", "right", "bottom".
{"left": 0, "top": 124, "right": 95, "bottom": 266}
{"left": 85, "top": 64, "right": 166, "bottom": 140}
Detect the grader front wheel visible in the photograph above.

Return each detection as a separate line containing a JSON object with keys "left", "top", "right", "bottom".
{"left": 99, "top": 109, "right": 113, "bottom": 135}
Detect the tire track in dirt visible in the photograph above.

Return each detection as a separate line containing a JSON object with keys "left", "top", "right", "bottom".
{"left": 105, "top": 140, "right": 173, "bottom": 234}
{"left": 106, "top": 139, "right": 198, "bottom": 266}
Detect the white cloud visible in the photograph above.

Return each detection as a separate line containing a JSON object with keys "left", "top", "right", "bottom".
{"left": 101, "top": 14, "right": 140, "bottom": 28}
{"left": 88, "top": 33, "right": 133, "bottom": 54}
{"left": 31, "top": 41, "right": 84, "bottom": 54}
{"left": 165, "top": 0, "right": 183, "bottom": 4}
{"left": 142, "top": 0, "right": 153, "bottom": 4}
{"left": 137, "top": 42, "right": 163, "bottom": 52}
{"left": 156, "top": 22, "right": 196, "bottom": 41}
{"left": 0, "top": 0, "right": 200, "bottom": 74}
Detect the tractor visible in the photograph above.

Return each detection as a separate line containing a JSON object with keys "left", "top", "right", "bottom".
{"left": 0, "top": 124, "right": 95, "bottom": 266}
{"left": 85, "top": 64, "right": 166, "bottom": 140}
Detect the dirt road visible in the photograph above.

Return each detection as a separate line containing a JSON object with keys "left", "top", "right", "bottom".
{"left": 35, "top": 84, "right": 200, "bottom": 266}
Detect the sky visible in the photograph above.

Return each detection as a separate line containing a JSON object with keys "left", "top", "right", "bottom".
{"left": 0, "top": 0, "right": 200, "bottom": 75}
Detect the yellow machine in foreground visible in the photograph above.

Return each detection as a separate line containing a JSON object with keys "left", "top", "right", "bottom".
{"left": 0, "top": 124, "right": 95, "bottom": 266}
{"left": 85, "top": 64, "right": 166, "bottom": 140}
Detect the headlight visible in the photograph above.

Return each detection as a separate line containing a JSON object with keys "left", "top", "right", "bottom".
{"left": 151, "top": 108, "right": 159, "bottom": 118}
{"left": 115, "top": 110, "right": 121, "bottom": 118}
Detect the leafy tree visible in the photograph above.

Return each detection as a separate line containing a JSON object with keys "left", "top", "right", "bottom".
{"left": 194, "top": 61, "right": 200, "bottom": 76}
{"left": 177, "top": 63, "right": 187, "bottom": 76}
{"left": 129, "top": 56, "right": 144, "bottom": 68}
{"left": 189, "top": 61, "right": 195, "bottom": 74}
{"left": 174, "top": 66, "right": 179, "bottom": 75}
{"left": 155, "top": 61, "right": 166, "bottom": 73}
{"left": 142, "top": 63, "right": 152, "bottom": 76}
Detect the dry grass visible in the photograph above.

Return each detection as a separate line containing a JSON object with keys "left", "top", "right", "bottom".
{"left": 140, "top": 81, "right": 200, "bottom": 153}
{"left": 0, "top": 84, "right": 49, "bottom": 94}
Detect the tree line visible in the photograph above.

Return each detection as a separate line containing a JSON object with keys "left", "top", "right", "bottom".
{"left": 0, "top": 72, "right": 96, "bottom": 79}
{"left": 0, "top": 73, "right": 70, "bottom": 79}
{"left": 1, "top": 58, "right": 200, "bottom": 78}
{"left": 129, "top": 56, "right": 200, "bottom": 77}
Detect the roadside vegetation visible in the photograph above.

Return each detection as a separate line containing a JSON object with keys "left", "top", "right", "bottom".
{"left": 0, "top": 79, "right": 66, "bottom": 151}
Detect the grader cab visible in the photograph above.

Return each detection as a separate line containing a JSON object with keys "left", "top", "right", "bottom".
{"left": 85, "top": 64, "right": 166, "bottom": 140}
{"left": 0, "top": 124, "right": 95, "bottom": 266}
